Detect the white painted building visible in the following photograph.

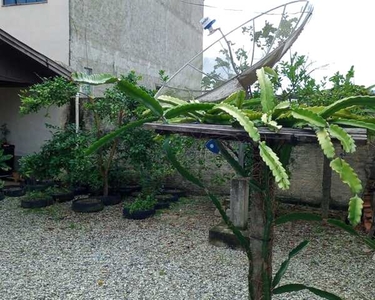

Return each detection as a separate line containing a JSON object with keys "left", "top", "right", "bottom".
{"left": 0, "top": 0, "right": 203, "bottom": 157}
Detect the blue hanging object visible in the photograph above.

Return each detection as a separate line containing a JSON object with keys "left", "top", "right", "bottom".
{"left": 205, "top": 139, "right": 220, "bottom": 154}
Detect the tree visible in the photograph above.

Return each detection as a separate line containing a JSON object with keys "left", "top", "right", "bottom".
{"left": 72, "top": 68, "right": 375, "bottom": 299}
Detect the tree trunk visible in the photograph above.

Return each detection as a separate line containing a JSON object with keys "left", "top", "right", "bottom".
{"left": 248, "top": 147, "right": 275, "bottom": 300}
{"left": 103, "top": 172, "right": 109, "bottom": 197}
{"left": 321, "top": 155, "right": 332, "bottom": 219}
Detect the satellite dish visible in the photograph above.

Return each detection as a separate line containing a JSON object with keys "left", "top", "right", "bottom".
{"left": 155, "top": 0, "right": 313, "bottom": 102}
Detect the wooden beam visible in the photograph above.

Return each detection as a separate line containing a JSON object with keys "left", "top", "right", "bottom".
{"left": 144, "top": 123, "right": 367, "bottom": 145}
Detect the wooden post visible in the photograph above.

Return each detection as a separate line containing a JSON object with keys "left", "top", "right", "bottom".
{"left": 248, "top": 148, "right": 274, "bottom": 299}
{"left": 230, "top": 178, "right": 249, "bottom": 230}
{"left": 321, "top": 155, "right": 332, "bottom": 218}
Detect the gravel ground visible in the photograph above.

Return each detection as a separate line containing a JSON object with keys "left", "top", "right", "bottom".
{"left": 0, "top": 195, "right": 374, "bottom": 300}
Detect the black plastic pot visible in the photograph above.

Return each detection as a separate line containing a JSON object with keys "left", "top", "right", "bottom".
{"left": 4, "top": 185, "right": 25, "bottom": 197}
{"left": 51, "top": 192, "right": 74, "bottom": 203}
{"left": 123, "top": 207, "right": 155, "bottom": 220}
{"left": 155, "top": 201, "right": 170, "bottom": 210}
{"left": 110, "top": 185, "right": 141, "bottom": 197}
{"left": 72, "top": 186, "right": 89, "bottom": 196}
{"left": 21, "top": 196, "right": 54, "bottom": 209}
{"left": 25, "top": 184, "right": 50, "bottom": 192}
{"left": 98, "top": 194, "right": 122, "bottom": 206}
{"left": 72, "top": 198, "right": 104, "bottom": 213}
{"left": 156, "top": 193, "right": 177, "bottom": 203}
{"left": 160, "top": 188, "right": 185, "bottom": 199}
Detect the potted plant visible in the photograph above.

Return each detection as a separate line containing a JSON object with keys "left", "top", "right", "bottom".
{"left": 46, "top": 186, "right": 74, "bottom": 203}
{"left": 20, "top": 190, "right": 54, "bottom": 209}
{"left": 71, "top": 197, "right": 104, "bottom": 213}
{"left": 158, "top": 187, "right": 185, "bottom": 201}
{"left": 123, "top": 194, "right": 156, "bottom": 220}
{"left": 0, "top": 124, "right": 15, "bottom": 177}
{"left": 155, "top": 194, "right": 175, "bottom": 209}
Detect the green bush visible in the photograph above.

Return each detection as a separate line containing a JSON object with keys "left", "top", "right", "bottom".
{"left": 124, "top": 194, "right": 156, "bottom": 214}
{"left": 23, "top": 190, "right": 51, "bottom": 201}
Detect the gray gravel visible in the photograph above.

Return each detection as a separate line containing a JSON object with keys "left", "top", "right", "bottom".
{"left": 0, "top": 196, "right": 374, "bottom": 300}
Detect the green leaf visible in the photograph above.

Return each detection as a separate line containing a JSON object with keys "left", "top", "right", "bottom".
{"left": 216, "top": 141, "right": 263, "bottom": 192}
{"left": 330, "top": 118, "right": 375, "bottom": 131}
{"left": 242, "top": 98, "right": 261, "bottom": 109}
{"left": 292, "top": 108, "right": 327, "bottom": 128}
{"left": 273, "top": 284, "right": 305, "bottom": 294}
{"left": 261, "top": 113, "right": 282, "bottom": 132}
{"left": 163, "top": 139, "right": 251, "bottom": 255}
{"left": 328, "top": 124, "right": 356, "bottom": 153}
{"left": 263, "top": 66, "right": 278, "bottom": 79}
{"left": 316, "top": 128, "right": 335, "bottom": 159}
{"left": 275, "top": 213, "right": 323, "bottom": 225}
{"left": 85, "top": 116, "right": 159, "bottom": 155}
{"left": 347, "top": 195, "right": 363, "bottom": 226}
{"left": 164, "top": 103, "right": 215, "bottom": 119}
{"left": 71, "top": 73, "right": 118, "bottom": 85}
{"left": 235, "top": 90, "right": 246, "bottom": 108}
{"left": 274, "top": 101, "right": 290, "bottom": 110}
{"left": 289, "top": 240, "right": 309, "bottom": 258}
{"left": 327, "top": 219, "right": 375, "bottom": 249}
{"left": 157, "top": 95, "right": 187, "bottom": 106}
{"left": 330, "top": 158, "right": 362, "bottom": 194}
{"left": 163, "top": 139, "right": 204, "bottom": 188}
{"left": 259, "top": 141, "right": 290, "bottom": 190}
{"left": 215, "top": 103, "right": 260, "bottom": 142}
{"left": 273, "top": 284, "right": 342, "bottom": 299}
{"left": 117, "top": 80, "right": 163, "bottom": 117}
{"left": 256, "top": 68, "right": 276, "bottom": 113}
{"left": 319, "top": 95, "right": 375, "bottom": 118}
{"left": 221, "top": 91, "right": 246, "bottom": 108}
{"left": 272, "top": 240, "right": 309, "bottom": 288}
{"left": 221, "top": 91, "right": 240, "bottom": 104}
{"left": 278, "top": 144, "right": 293, "bottom": 169}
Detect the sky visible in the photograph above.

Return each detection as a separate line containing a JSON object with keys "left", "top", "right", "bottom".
{"left": 203, "top": 0, "right": 375, "bottom": 87}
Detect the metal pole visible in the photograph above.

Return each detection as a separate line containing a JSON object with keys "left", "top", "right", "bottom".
{"left": 75, "top": 88, "right": 80, "bottom": 133}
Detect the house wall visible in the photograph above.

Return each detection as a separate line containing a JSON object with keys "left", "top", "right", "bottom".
{"left": 0, "top": 0, "right": 70, "bottom": 64}
{"left": 0, "top": 88, "right": 66, "bottom": 157}
{"left": 69, "top": 0, "right": 204, "bottom": 91}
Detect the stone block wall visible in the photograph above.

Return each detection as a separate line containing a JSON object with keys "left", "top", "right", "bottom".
{"left": 167, "top": 142, "right": 375, "bottom": 209}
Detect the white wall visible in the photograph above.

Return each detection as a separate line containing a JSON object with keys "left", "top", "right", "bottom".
{"left": 0, "top": 0, "right": 69, "bottom": 64}
{"left": 0, "top": 88, "right": 65, "bottom": 156}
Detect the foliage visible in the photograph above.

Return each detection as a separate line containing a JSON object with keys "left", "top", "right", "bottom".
{"left": 276, "top": 53, "right": 371, "bottom": 106}
{"left": 45, "top": 186, "right": 72, "bottom": 195}
{"left": 23, "top": 190, "right": 51, "bottom": 200}
{"left": 72, "top": 65, "right": 375, "bottom": 300}
{"left": 0, "top": 149, "right": 12, "bottom": 172}
{"left": 124, "top": 194, "right": 156, "bottom": 214}
{"left": 115, "top": 126, "right": 174, "bottom": 194}
{"left": 18, "top": 124, "right": 98, "bottom": 187}
{"left": 19, "top": 77, "right": 77, "bottom": 115}
{"left": 0, "top": 123, "right": 10, "bottom": 144}
{"left": 0, "top": 180, "right": 4, "bottom": 190}
{"left": 73, "top": 68, "right": 375, "bottom": 226}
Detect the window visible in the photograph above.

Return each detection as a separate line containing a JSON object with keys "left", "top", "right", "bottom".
{"left": 3, "top": 0, "right": 46, "bottom": 5}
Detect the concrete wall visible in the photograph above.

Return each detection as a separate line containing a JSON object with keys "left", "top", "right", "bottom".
{"left": 167, "top": 142, "right": 374, "bottom": 209}
{"left": 278, "top": 143, "right": 374, "bottom": 208}
{"left": 0, "top": 88, "right": 66, "bottom": 156}
{"left": 0, "top": 0, "right": 70, "bottom": 64}
{"left": 69, "top": 0, "right": 204, "bottom": 91}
